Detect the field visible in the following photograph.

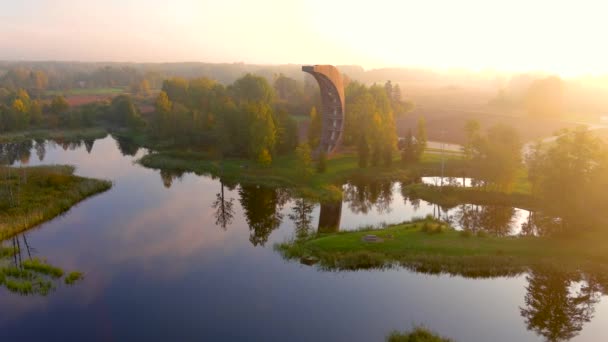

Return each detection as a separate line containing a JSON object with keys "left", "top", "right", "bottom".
{"left": 45, "top": 87, "right": 125, "bottom": 96}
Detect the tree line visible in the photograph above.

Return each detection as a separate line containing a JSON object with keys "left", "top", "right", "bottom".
{"left": 459, "top": 119, "right": 608, "bottom": 232}
{"left": 0, "top": 88, "right": 144, "bottom": 131}
{"left": 153, "top": 74, "right": 299, "bottom": 164}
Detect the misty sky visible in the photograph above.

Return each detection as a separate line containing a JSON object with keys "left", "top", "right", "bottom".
{"left": 1, "top": 0, "right": 607, "bottom": 75}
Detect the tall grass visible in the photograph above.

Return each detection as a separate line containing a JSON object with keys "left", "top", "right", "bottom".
{"left": 0, "top": 165, "right": 112, "bottom": 239}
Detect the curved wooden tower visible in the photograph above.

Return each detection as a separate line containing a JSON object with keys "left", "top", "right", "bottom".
{"left": 302, "top": 65, "right": 345, "bottom": 156}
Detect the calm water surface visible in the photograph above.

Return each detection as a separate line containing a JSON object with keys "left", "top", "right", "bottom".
{"left": 1, "top": 136, "right": 607, "bottom": 342}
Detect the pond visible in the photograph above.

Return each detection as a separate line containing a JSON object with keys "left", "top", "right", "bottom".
{"left": 1, "top": 135, "right": 607, "bottom": 341}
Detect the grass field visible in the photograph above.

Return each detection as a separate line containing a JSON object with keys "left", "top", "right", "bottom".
{"left": 0, "top": 165, "right": 112, "bottom": 239}
{"left": 276, "top": 218, "right": 608, "bottom": 276}
{"left": 44, "top": 87, "right": 125, "bottom": 96}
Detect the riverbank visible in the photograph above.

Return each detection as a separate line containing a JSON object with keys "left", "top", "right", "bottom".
{"left": 276, "top": 218, "right": 608, "bottom": 276}
{"left": 0, "top": 165, "right": 112, "bottom": 239}
{"left": 0, "top": 127, "right": 109, "bottom": 143}
{"left": 138, "top": 151, "right": 466, "bottom": 201}
{"left": 404, "top": 183, "right": 535, "bottom": 209}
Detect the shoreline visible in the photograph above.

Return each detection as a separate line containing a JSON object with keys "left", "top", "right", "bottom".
{"left": 0, "top": 165, "right": 112, "bottom": 240}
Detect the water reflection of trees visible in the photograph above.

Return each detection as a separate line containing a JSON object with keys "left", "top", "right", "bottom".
{"left": 288, "top": 198, "right": 315, "bottom": 239}
{"left": 1, "top": 234, "right": 82, "bottom": 296}
{"left": 113, "top": 135, "right": 140, "bottom": 156}
{"left": 343, "top": 180, "right": 393, "bottom": 214}
{"left": 521, "top": 269, "right": 602, "bottom": 342}
{"left": 159, "top": 169, "right": 184, "bottom": 188}
{"left": 239, "top": 185, "right": 288, "bottom": 246}
{"left": 212, "top": 180, "right": 236, "bottom": 230}
{"left": 452, "top": 204, "right": 515, "bottom": 236}
{"left": 1, "top": 141, "right": 34, "bottom": 165}
{"left": 0, "top": 138, "right": 101, "bottom": 166}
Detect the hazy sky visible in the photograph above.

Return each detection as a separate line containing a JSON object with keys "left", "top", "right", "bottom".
{"left": 1, "top": 0, "right": 607, "bottom": 76}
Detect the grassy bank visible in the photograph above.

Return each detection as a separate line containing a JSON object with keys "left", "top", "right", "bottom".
{"left": 0, "top": 127, "right": 109, "bottom": 143}
{"left": 138, "top": 151, "right": 465, "bottom": 201}
{"left": 404, "top": 183, "right": 535, "bottom": 209}
{"left": 0, "top": 165, "right": 112, "bottom": 239}
{"left": 276, "top": 218, "right": 608, "bottom": 276}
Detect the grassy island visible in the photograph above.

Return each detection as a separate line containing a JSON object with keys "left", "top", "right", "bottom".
{"left": 0, "top": 165, "right": 112, "bottom": 239}
{"left": 276, "top": 218, "right": 608, "bottom": 277}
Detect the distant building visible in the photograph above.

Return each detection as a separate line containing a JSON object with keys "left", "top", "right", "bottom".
{"left": 302, "top": 65, "right": 345, "bottom": 156}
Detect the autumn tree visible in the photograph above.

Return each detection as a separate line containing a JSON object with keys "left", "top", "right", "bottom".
{"left": 295, "top": 143, "right": 313, "bottom": 179}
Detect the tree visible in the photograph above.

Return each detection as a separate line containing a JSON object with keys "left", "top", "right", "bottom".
{"left": 230, "top": 73, "right": 274, "bottom": 105}
{"left": 50, "top": 96, "right": 69, "bottom": 115}
{"left": 463, "top": 119, "right": 481, "bottom": 160}
{"left": 274, "top": 109, "right": 298, "bottom": 155}
{"left": 357, "top": 136, "right": 369, "bottom": 168}
{"left": 257, "top": 148, "right": 272, "bottom": 166}
{"left": 295, "top": 143, "right": 313, "bottom": 178}
{"left": 161, "top": 77, "right": 189, "bottom": 105}
{"left": 110, "top": 95, "right": 144, "bottom": 129}
{"left": 29, "top": 100, "right": 43, "bottom": 126}
{"left": 414, "top": 117, "right": 427, "bottom": 160}
{"left": 401, "top": 129, "right": 417, "bottom": 163}
{"left": 471, "top": 124, "right": 522, "bottom": 191}
{"left": 154, "top": 91, "right": 172, "bottom": 136}
{"left": 244, "top": 102, "right": 276, "bottom": 164}
{"left": 527, "top": 127, "right": 608, "bottom": 230}
{"left": 308, "top": 106, "right": 321, "bottom": 149}
{"left": 384, "top": 80, "right": 393, "bottom": 100}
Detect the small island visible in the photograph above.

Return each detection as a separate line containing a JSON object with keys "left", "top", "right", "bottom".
{"left": 276, "top": 217, "right": 608, "bottom": 276}
{"left": 0, "top": 165, "right": 112, "bottom": 239}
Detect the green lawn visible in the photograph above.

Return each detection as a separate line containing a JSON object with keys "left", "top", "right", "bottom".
{"left": 0, "top": 165, "right": 112, "bottom": 239}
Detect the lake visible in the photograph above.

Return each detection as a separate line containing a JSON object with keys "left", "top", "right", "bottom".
{"left": 1, "top": 135, "right": 607, "bottom": 341}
